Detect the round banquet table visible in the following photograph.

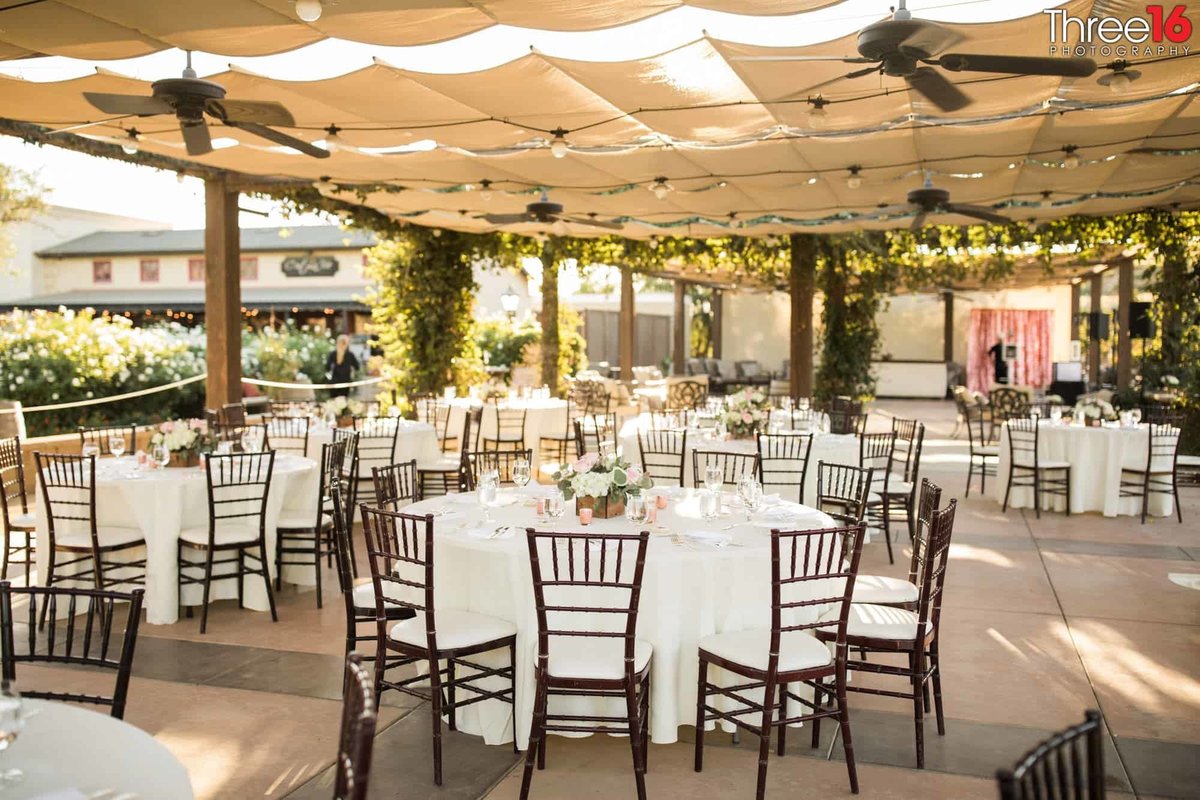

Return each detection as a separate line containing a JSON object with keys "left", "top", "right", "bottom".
{"left": 617, "top": 415, "right": 860, "bottom": 503}
{"left": 306, "top": 418, "right": 441, "bottom": 464}
{"left": 34, "top": 453, "right": 319, "bottom": 625}
{"left": 406, "top": 487, "right": 835, "bottom": 748}
{"left": 991, "top": 421, "right": 1172, "bottom": 517}
{"left": 5, "top": 699, "right": 194, "bottom": 799}
{"left": 447, "top": 398, "right": 569, "bottom": 454}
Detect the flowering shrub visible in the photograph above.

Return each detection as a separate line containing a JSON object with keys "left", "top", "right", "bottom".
{"left": 241, "top": 323, "right": 335, "bottom": 399}
{"left": 151, "top": 418, "right": 211, "bottom": 453}
{"left": 553, "top": 451, "right": 653, "bottom": 503}
{"left": 721, "top": 388, "right": 771, "bottom": 437}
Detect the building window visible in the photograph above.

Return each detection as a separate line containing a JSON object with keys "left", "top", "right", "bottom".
{"left": 240, "top": 256, "right": 258, "bottom": 281}
{"left": 140, "top": 258, "right": 160, "bottom": 283}
{"left": 188, "top": 258, "right": 205, "bottom": 282}
{"left": 92, "top": 260, "right": 112, "bottom": 284}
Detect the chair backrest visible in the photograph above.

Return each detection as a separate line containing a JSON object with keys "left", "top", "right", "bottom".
{"left": 990, "top": 388, "right": 1029, "bottom": 420}
{"left": 825, "top": 407, "right": 866, "bottom": 436}
{"left": 463, "top": 449, "right": 533, "bottom": 490}
{"left": 667, "top": 379, "right": 708, "bottom": 412}
{"left": 859, "top": 431, "right": 896, "bottom": 494}
{"left": 78, "top": 424, "right": 137, "bottom": 456}
{"left": 1142, "top": 403, "right": 1180, "bottom": 425}
{"left": 966, "top": 404, "right": 990, "bottom": 453}
{"left": 359, "top": 505, "right": 435, "bottom": 645}
{"left": 35, "top": 453, "right": 98, "bottom": 555}
{"left": 525, "top": 528, "right": 650, "bottom": 681}
{"left": 313, "top": 438, "right": 350, "bottom": 529}
{"left": 371, "top": 460, "right": 420, "bottom": 509}
{"left": 756, "top": 432, "right": 814, "bottom": 504}
{"left": 637, "top": 429, "right": 688, "bottom": 486}
{"left": 996, "top": 710, "right": 1105, "bottom": 800}
{"left": 0, "top": 437, "right": 29, "bottom": 519}
{"left": 891, "top": 418, "right": 925, "bottom": 485}
{"left": 914, "top": 500, "right": 958, "bottom": 637}
{"left": 1147, "top": 422, "right": 1182, "bottom": 472}
{"left": 352, "top": 417, "right": 401, "bottom": 478}
{"left": 0, "top": 581, "right": 143, "bottom": 719}
{"left": 328, "top": 483, "right": 358, "bottom": 621}
{"left": 815, "top": 461, "right": 873, "bottom": 524}
{"left": 483, "top": 404, "right": 528, "bottom": 445}
{"left": 572, "top": 380, "right": 611, "bottom": 416}
{"left": 220, "top": 403, "right": 246, "bottom": 426}
{"left": 211, "top": 422, "right": 271, "bottom": 453}
{"left": 768, "top": 523, "right": 865, "bottom": 675}
{"left": 573, "top": 413, "right": 617, "bottom": 459}
{"left": 691, "top": 450, "right": 760, "bottom": 490}
{"left": 1006, "top": 417, "right": 1040, "bottom": 467}
{"left": 906, "top": 479, "right": 944, "bottom": 587}
{"left": 335, "top": 652, "right": 378, "bottom": 800}
{"left": 203, "top": 452, "right": 275, "bottom": 544}
{"left": 266, "top": 415, "right": 311, "bottom": 456}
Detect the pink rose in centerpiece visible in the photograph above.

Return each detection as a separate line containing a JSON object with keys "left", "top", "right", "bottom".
{"left": 572, "top": 452, "right": 600, "bottom": 472}
{"left": 190, "top": 418, "right": 207, "bottom": 431}
{"left": 160, "top": 421, "right": 175, "bottom": 433}
{"left": 626, "top": 466, "right": 642, "bottom": 483}
{"left": 741, "top": 412, "right": 753, "bottom": 424}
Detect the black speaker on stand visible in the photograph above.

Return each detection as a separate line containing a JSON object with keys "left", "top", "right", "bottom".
{"left": 1130, "top": 302, "right": 1154, "bottom": 339}
{"left": 1087, "top": 311, "right": 1110, "bottom": 341}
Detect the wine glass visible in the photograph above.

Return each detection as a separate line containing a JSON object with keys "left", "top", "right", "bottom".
{"left": 241, "top": 427, "right": 263, "bottom": 453}
{"left": 151, "top": 443, "right": 170, "bottom": 469}
{"left": 80, "top": 442, "right": 100, "bottom": 460}
{"left": 737, "top": 474, "right": 762, "bottom": 521}
{"left": 477, "top": 470, "right": 499, "bottom": 524}
{"left": 545, "top": 490, "right": 565, "bottom": 526}
{"left": 108, "top": 435, "right": 126, "bottom": 459}
{"left": 0, "top": 682, "right": 24, "bottom": 787}
{"left": 512, "top": 458, "right": 531, "bottom": 490}
{"left": 1130, "top": 407, "right": 1142, "bottom": 425}
{"left": 625, "top": 493, "right": 648, "bottom": 524}
{"left": 704, "top": 464, "right": 723, "bottom": 494}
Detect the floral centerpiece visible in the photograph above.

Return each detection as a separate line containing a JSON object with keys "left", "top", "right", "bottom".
{"left": 553, "top": 452, "right": 654, "bottom": 519}
{"left": 150, "top": 419, "right": 211, "bottom": 467}
{"left": 1073, "top": 399, "right": 1117, "bottom": 427}
{"left": 721, "top": 388, "right": 771, "bottom": 439}
{"left": 321, "top": 396, "right": 366, "bottom": 426}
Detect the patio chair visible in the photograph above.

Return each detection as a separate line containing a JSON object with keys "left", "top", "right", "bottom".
{"left": 539, "top": 399, "right": 582, "bottom": 473}
{"left": 0, "top": 437, "right": 35, "bottom": 579}
{"left": 78, "top": 424, "right": 137, "bottom": 456}
{"left": 335, "top": 653, "right": 378, "bottom": 800}
{"left": 996, "top": 710, "right": 1105, "bottom": 800}
{"left": 415, "top": 396, "right": 458, "bottom": 454}
{"left": 814, "top": 462, "right": 873, "bottom": 525}
{"left": 0, "top": 581, "right": 144, "bottom": 719}
{"left": 882, "top": 418, "right": 925, "bottom": 542}
{"left": 691, "top": 449, "right": 760, "bottom": 490}
{"left": 275, "top": 439, "right": 344, "bottom": 608}
{"left": 265, "top": 414, "right": 311, "bottom": 456}
{"left": 417, "top": 408, "right": 477, "bottom": 499}
{"left": 1119, "top": 421, "right": 1183, "bottom": 524}
{"left": 965, "top": 404, "right": 998, "bottom": 496}
{"left": 573, "top": 413, "right": 618, "bottom": 459}
{"left": 210, "top": 422, "right": 271, "bottom": 453}
{"left": 695, "top": 523, "right": 866, "bottom": 799}
{"left": 348, "top": 416, "right": 402, "bottom": 510}
{"left": 861, "top": 430, "right": 898, "bottom": 564}
{"left": 1003, "top": 418, "right": 1071, "bottom": 518}
{"left": 852, "top": 479, "right": 942, "bottom": 607}
{"left": 462, "top": 449, "right": 534, "bottom": 490}
{"left": 756, "top": 432, "right": 814, "bottom": 504}
{"left": 371, "top": 460, "right": 421, "bottom": 510}
{"left": 637, "top": 428, "right": 688, "bottom": 486}
{"left": 480, "top": 403, "right": 527, "bottom": 453}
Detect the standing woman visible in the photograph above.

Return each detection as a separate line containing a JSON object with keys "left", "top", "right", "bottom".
{"left": 326, "top": 334, "right": 361, "bottom": 398}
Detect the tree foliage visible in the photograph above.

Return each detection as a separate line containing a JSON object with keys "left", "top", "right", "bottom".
{"left": 0, "top": 163, "right": 46, "bottom": 270}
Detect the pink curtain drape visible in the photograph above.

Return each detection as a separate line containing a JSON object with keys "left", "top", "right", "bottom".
{"left": 967, "top": 309, "right": 1053, "bottom": 393}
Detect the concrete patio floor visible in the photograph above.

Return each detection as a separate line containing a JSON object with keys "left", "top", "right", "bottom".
{"left": 11, "top": 400, "right": 1200, "bottom": 799}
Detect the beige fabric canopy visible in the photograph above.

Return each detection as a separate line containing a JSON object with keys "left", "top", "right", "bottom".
{"left": 0, "top": 1, "right": 1197, "bottom": 237}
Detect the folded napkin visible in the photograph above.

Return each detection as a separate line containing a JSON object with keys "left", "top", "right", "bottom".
{"left": 684, "top": 529, "right": 734, "bottom": 547}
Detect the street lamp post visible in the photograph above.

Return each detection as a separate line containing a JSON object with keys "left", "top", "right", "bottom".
{"left": 500, "top": 287, "right": 520, "bottom": 319}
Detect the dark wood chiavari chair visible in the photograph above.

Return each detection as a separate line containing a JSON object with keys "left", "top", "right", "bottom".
{"left": 883, "top": 419, "right": 925, "bottom": 541}
{"left": 480, "top": 403, "right": 528, "bottom": 453}
{"left": 817, "top": 500, "right": 958, "bottom": 769}
{"left": 990, "top": 387, "right": 1030, "bottom": 421}
{"left": 695, "top": 523, "right": 866, "bottom": 799}
{"left": 995, "top": 709, "right": 1106, "bottom": 800}
{"left": 1142, "top": 403, "right": 1181, "bottom": 425}
{"left": 861, "top": 431, "right": 898, "bottom": 564}
{"left": 35, "top": 454, "right": 146, "bottom": 602}
{"left": 539, "top": 399, "right": 581, "bottom": 470}
{"left": 814, "top": 461, "right": 873, "bottom": 525}
{"left": 691, "top": 449, "right": 760, "bottom": 490}
{"left": 666, "top": 379, "right": 708, "bottom": 413}
{"left": 853, "top": 479, "right": 942, "bottom": 608}
{"left": 78, "top": 424, "right": 137, "bottom": 456}
{"left": 1003, "top": 417, "right": 1071, "bottom": 518}
{"left": 276, "top": 439, "right": 344, "bottom": 608}
{"left": 177, "top": 451, "right": 277, "bottom": 634}
{"left": 269, "top": 399, "right": 319, "bottom": 418}
{"left": 965, "top": 404, "right": 998, "bottom": 496}
{"left": 637, "top": 428, "right": 687, "bottom": 487}
{"left": 265, "top": 415, "right": 311, "bottom": 456}
{"left": 757, "top": 432, "right": 814, "bottom": 504}
{"left": 371, "top": 460, "right": 421, "bottom": 510}
{"left": 361, "top": 506, "right": 516, "bottom": 786}
{"left": 220, "top": 403, "right": 246, "bottom": 426}
{"left": 210, "top": 422, "right": 271, "bottom": 453}
{"left": 335, "top": 652, "right": 378, "bottom": 800}
{"left": 522, "top": 528, "right": 651, "bottom": 800}
{"left": 573, "top": 413, "right": 618, "bottom": 459}
{"left": 417, "top": 408, "right": 477, "bottom": 500}
{"left": 823, "top": 406, "right": 867, "bottom": 436}
{"left": 463, "top": 449, "right": 534, "bottom": 491}
{"left": 783, "top": 405, "right": 820, "bottom": 431}
{"left": 1119, "top": 420, "right": 1184, "bottom": 524}
{"left": 0, "top": 437, "right": 35, "bottom": 579}
{"left": 348, "top": 416, "right": 402, "bottom": 510}
{"left": 0, "top": 581, "right": 144, "bottom": 719}
{"left": 331, "top": 428, "right": 360, "bottom": 566}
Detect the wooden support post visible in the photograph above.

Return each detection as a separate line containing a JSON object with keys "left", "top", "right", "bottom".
{"left": 1116, "top": 258, "right": 1134, "bottom": 390}
{"left": 942, "top": 290, "right": 954, "bottom": 363}
{"left": 711, "top": 289, "right": 723, "bottom": 359}
{"left": 1088, "top": 271, "right": 1104, "bottom": 388}
{"left": 1070, "top": 281, "right": 1081, "bottom": 342}
{"left": 204, "top": 173, "right": 242, "bottom": 409}
{"left": 789, "top": 234, "right": 817, "bottom": 399}
{"left": 673, "top": 280, "right": 687, "bottom": 376}
{"left": 540, "top": 241, "right": 560, "bottom": 392}
{"left": 619, "top": 266, "right": 635, "bottom": 382}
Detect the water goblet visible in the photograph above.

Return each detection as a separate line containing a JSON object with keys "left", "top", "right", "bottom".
{"left": 737, "top": 475, "right": 762, "bottom": 521}
{"left": 0, "top": 682, "right": 25, "bottom": 787}
{"left": 703, "top": 464, "right": 723, "bottom": 494}
{"left": 625, "top": 493, "right": 648, "bottom": 524}
{"left": 108, "top": 435, "right": 126, "bottom": 459}
{"left": 700, "top": 490, "right": 720, "bottom": 522}
{"left": 477, "top": 470, "right": 500, "bottom": 524}
{"left": 545, "top": 491, "right": 566, "bottom": 526}
{"left": 512, "top": 459, "right": 531, "bottom": 490}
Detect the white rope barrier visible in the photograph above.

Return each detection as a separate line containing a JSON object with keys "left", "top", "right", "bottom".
{"left": 240, "top": 375, "right": 387, "bottom": 390}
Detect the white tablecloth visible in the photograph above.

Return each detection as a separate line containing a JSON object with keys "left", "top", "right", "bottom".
{"left": 406, "top": 488, "right": 835, "bottom": 747}
{"left": 447, "top": 399, "right": 569, "bottom": 455}
{"left": 7, "top": 699, "right": 194, "bottom": 799}
{"left": 307, "top": 419, "right": 441, "bottom": 465}
{"left": 617, "top": 416, "right": 860, "bottom": 503}
{"left": 35, "top": 454, "right": 319, "bottom": 625}
{"left": 992, "top": 421, "right": 1172, "bottom": 517}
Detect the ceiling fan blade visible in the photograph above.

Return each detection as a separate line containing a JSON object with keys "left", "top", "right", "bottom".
{"left": 785, "top": 63, "right": 882, "bottom": 99}
{"left": 729, "top": 55, "right": 876, "bottom": 63}
{"left": 898, "top": 21, "right": 964, "bottom": 58}
{"left": 564, "top": 215, "right": 623, "bottom": 231}
{"left": 945, "top": 203, "right": 1011, "bottom": 225}
{"left": 936, "top": 53, "right": 1097, "bottom": 77}
{"left": 906, "top": 67, "right": 971, "bottom": 112}
{"left": 180, "top": 120, "right": 212, "bottom": 156}
{"left": 478, "top": 213, "right": 534, "bottom": 225}
{"left": 226, "top": 120, "right": 330, "bottom": 158}
{"left": 910, "top": 211, "right": 928, "bottom": 231}
{"left": 83, "top": 92, "right": 173, "bottom": 117}
{"left": 208, "top": 98, "right": 295, "bottom": 127}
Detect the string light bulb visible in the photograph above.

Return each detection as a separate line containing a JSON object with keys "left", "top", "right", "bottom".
{"left": 728, "top": 212, "right": 742, "bottom": 229}
{"left": 650, "top": 177, "right": 673, "bottom": 200}
{"left": 846, "top": 165, "right": 862, "bottom": 190}
{"left": 549, "top": 128, "right": 570, "bottom": 158}
{"left": 313, "top": 176, "right": 335, "bottom": 192}
{"left": 1039, "top": 190, "right": 1054, "bottom": 209}
{"left": 1061, "top": 145, "right": 1081, "bottom": 170}
{"left": 323, "top": 124, "right": 344, "bottom": 152}
{"left": 807, "top": 97, "right": 829, "bottom": 129}
{"left": 121, "top": 129, "right": 139, "bottom": 155}
{"left": 1098, "top": 62, "right": 1141, "bottom": 94}
{"left": 294, "top": 0, "right": 323, "bottom": 22}
{"left": 479, "top": 179, "right": 493, "bottom": 202}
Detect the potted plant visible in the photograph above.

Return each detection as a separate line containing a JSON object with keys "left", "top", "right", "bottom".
{"left": 553, "top": 452, "right": 653, "bottom": 519}
{"left": 150, "top": 419, "right": 211, "bottom": 467}
{"left": 721, "top": 388, "right": 771, "bottom": 439}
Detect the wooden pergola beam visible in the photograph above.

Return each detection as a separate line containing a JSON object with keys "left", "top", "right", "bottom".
{"left": 1116, "top": 257, "right": 1134, "bottom": 390}
{"left": 619, "top": 266, "right": 634, "bottom": 381}
{"left": 789, "top": 234, "right": 817, "bottom": 399}
{"left": 672, "top": 280, "right": 687, "bottom": 376}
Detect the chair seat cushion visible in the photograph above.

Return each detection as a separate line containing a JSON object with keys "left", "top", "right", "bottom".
{"left": 852, "top": 574, "right": 919, "bottom": 605}
{"left": 57, "top": 525, "right": 143, "bottom": 550}
{"left": 973, "top": 446, "right": 998, "bottom": 456}
{"left": 699, "top": 628, "right": 831, "bottom": 673}
{"left": 882, "top": 480, "right": 914, "bottom": 497}
{"left": 277, "top": 510, "right": 332, "bottom": 530}
{"left": 179, "top": 525, "right": 260, "bottom": 547}
{"left": 417, "top": 457, "right": 462, "bottom": 473}
{"left": 1177, "top": 454, "right": 1200, "bottom": 467}
{"left": 1014, "top": 460, "right": 1071, "bottom": 470}
{"left": 389, "top": 609, "right": 516, "bottom": 652}
{"left": 544, "top": 637, "right": 653, "bottom": 681}
{"left": 846, "top": 603, "right": 931, "bottom": 641}
{"left": 351, "top": 582, "right": 415, "bottom": 619}
{"left": 7, "top": 511, "right": 35, "bottom": 530}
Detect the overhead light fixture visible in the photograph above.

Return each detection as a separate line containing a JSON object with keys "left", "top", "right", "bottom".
{"left": 764, "top": 235, "right": 781, "bottom": 247}
{"left": 323, "top": 124, "right": 344, "bottom": 152}
{"left": 716, "top": 180, "right": 728, "bottom": 188}
{"left": 313, "top": 176, "right": 335, "bottom": 192}
{"left": 432, "top": 228, "right": 443, "bottom": 237}
{"left": 1039, "top": 191, "right": 1054, "bottom": 209}
{"left": 727, "top": 212, "right": 742, "bottom": 229}
{"left": 294, "top": 0, "right": 323, "bottom": 22}
{"left": 846, "top": 166, "right": 862, "bottom": 190}
{"left": 176, "top": 171, "right": 187, "bottom": 184}
{"left": 807, "top": 97, "right": 829, "bottom": 129}
{"left": 121, "top": 128, "right": 139, "bottom": 155}
{"left": 479, "top": 179, "right": 493, "bottom": 202}
{"left": 500, "top": 287, "right": 520, "bottom": 318}
{"left": 650, "top": 176, "right": 673, "bottom": 200}
{"left": 648, "top": 235, "right": 660, "bottom": 250}
{"left": 1098, "top": 61, "right": 1141, "bottom": 93}
{"left": 549, "top": 128, "right": 570, "bottom": 158}
{"left": 1061, "top": 145, "right": 1081, "bottom": 170}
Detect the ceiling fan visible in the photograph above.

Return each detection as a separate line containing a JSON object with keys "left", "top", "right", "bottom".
{"left": 733, "top": 0, "right": 1097, "bottom": 112}
{"left": 886, "top": 176, "right": 1011, "bottom": 229}
{"left": 81, "top": 52, "right": 328, "bottom": 158}
{"left": 477, "top": 192, "right": 623, "bottom": 231}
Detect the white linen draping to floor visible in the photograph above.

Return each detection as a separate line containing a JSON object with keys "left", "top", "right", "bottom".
{"left": 447, "top": 398, "right": 569, "bottom": 455}
{"left": 307, "top": 419, "right": 441, "bottom": 464}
